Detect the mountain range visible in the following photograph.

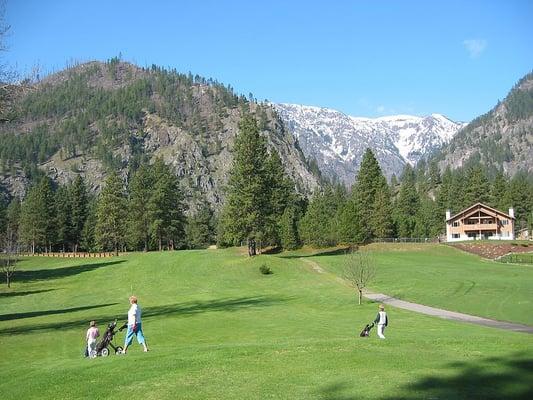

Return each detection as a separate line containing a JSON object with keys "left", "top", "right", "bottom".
{"left": 274, "top": 103, "right": 464, "bottom": 185}
{"left": 0, "top": 60, "right": 531, "bottom": 208}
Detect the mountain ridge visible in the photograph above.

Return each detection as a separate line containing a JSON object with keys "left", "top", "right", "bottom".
{"left": 274, "top": 103, "right": 465, "bottom": 185}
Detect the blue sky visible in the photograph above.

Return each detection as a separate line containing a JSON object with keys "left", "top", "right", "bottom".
{"left": 4, "top": 0, "right": 533, "bottom": 121}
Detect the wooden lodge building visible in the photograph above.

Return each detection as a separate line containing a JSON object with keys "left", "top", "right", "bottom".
{"left": 445, "top": 203, "right": 515, "bottom": 242}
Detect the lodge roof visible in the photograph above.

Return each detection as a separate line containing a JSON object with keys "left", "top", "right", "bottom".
{"left": 446, "top": 202, "right": 515, "bottom": 222}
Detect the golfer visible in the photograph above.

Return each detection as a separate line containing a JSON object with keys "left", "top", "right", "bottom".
{"left": 123, "top": 295, "right": 149, "bottom": 353}
{"left": 374, "top": 304, "right": 388, "bottom": 339}
{"left": 86, "top": 320, "right": 100, "bottom": 356}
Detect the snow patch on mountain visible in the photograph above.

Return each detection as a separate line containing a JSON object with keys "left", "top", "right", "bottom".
{"left": 274, "top": 103, "right": 465, "bottom": 185}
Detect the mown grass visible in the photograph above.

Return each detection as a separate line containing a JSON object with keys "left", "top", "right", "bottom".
{"left": 282, "top": 243, "right": 533, "bottom": 325}
{"left": 0, "top": 248, "right": 532, "bottom": 399}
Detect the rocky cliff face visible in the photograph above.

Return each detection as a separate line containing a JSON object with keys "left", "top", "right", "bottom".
{"left": 0, "top": 61, "right": 320, "bottom": 210}
{"left": 434, "top": 72, "right": 533, "bottom": 176}
{"left": 274, "top": 103, "right": 464, "bottom": 185}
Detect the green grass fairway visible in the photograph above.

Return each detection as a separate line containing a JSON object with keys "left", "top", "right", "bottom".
{"left": 1, "top": 248, "right": 532, "bottom": 399}
{"left": 289, "top": 243, "right": 533, "bottom": 326}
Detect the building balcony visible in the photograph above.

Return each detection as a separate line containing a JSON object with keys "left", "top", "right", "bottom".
{"left": 464, "top": 223, "right": 498, "bottom": 231}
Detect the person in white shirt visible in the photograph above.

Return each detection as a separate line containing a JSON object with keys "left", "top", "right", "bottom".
{"left": 373, "top": 304, "right": 388, "bottom": 339}
{"left": 123, "top": 295, "right": 149, "bottom": 353}
{"left": 86, "top": 320, "right": 100, "bottom": 356}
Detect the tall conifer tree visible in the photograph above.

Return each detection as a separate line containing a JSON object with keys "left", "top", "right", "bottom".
{"left": 95, "top": 172, "right": 127, "bottom": 255}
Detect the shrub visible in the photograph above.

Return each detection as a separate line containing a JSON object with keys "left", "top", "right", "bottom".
{"left": 259, "top": 263, "right": 273, "bottom": 275}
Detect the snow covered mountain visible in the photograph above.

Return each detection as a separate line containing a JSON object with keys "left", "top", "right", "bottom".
{"left": 274, "top": 103, "right": 465, "bottom": 185}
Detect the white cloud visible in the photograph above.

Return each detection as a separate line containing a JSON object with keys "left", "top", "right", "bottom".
{"left": 463, "top": 39, "right": 487, "bottom": 59}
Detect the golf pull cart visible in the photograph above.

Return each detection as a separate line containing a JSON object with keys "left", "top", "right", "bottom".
{"left": 90, "top": 320, "right": 127, "bottom": 358}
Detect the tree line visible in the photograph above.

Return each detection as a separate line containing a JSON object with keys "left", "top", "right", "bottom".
{"left": 0, "top": 158, "right": 218, "bottom": 255}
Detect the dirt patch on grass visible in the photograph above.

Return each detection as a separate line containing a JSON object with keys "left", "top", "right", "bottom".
{"left": 450, "top": 242, "right": 533, "bottom": 259}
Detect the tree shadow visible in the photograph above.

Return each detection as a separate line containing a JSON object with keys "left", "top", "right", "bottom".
{"left": 0, "top": 295, "right": 289, "bottom": 335}
{"left": 317, "top": 382, "right": 358, "bottom": 400}
{"left": 279, "top": 247, "right": 352, "bottom": 259}
{"left": 379, "top": 353, "right": 533, "bottom": 400}
{"left": 0, "top": 288, "right": 58, "bottom": 298}
{"left": 16, "top": 260, "right": 126, "bottom": 282}
{"left": 0, "top": 302, "right": 119, "bottom": 321}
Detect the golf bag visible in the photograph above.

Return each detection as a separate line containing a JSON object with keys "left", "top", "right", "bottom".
{"left": 90, "top": 320, "right": 125, "bottom": 357}
{"left": 359, "top": 322, "right": 374, "bottom": 337}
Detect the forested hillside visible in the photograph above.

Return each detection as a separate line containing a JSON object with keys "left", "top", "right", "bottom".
{"left": 0, "top": 59, "right": 319, "bottom": 207}
{"left": 434, "top": 71, "right": 533, "bottom": 177}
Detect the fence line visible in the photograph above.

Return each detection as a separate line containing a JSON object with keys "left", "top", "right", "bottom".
{"left": 371, "top": 238, "right": 438, "bottom": 243}
{"left": 18, "top": 252, "right": 116, "bottom": 258}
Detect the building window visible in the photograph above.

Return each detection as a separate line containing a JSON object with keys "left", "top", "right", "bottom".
{"left": 502, "top": 231, "right": 509, "bottom": 237}
{"left": 452, "top": 234, "right": 460, "bottom": 239}
{"left": 452, "top": 221, "right": 460, "bottom": 227}
{"left": 501, "top": 220, "right": 508, "bottom": 225}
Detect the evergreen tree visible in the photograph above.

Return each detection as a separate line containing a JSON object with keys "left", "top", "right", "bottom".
{"left": 69, "top": 175, "right": 88, "bottom": 252}
{"left": 264, "top": 151, "right": 295, "bottom": 246}
{"left": 81, "top": 198, "right": 97, "bottom": 252}
{"left": 185, "top": 201, "right": 215, "bottom": 249}
{"left": 490, "top": 170, "right": 508, "bottom": 211}
{"left": 217, "top": 114, "right": 270, "bottom": 255}
{"left": 428, "top": 160, "right": 441, "bottom": 190}
{"left": 371, "top": 185, "right": 394, "bottom": 238}
{"left": 463, "top": 165, "right": 490, "bottom": 205}
{"left": 300, "top": 187, "right": 344, "bottom": 247}
{"left": 4, "top": 198, "right": 21, "bottom": 251}
{"left": 127, "top": 163, "right": 153, "bottom": 251}
{"left": 279, "top": 203, "right": 301, "bottom": 250}
{"left": 507, "top": 171, "right": 533, "bottom": 229}
{"left": 350, "top": 148, "right": 389, "bottom": 241}
{"left": 149, "top": 159, "right": 186, "bottom": 251}
{"left": 19, "top": 183, "right": 48, "bottom": 253}
{"left": 395, "top": 165, "right": 419, "bottom": 237}
{"left": 95, "top": 172, "right": 127, "bottom": 255}
{"left": 54, "top": 185, "right": 71, "bottom": 252}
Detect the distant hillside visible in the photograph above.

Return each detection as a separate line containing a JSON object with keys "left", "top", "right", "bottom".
{"left": 275, "top": 103, "right": 463, "bottom": 185}
{"left": 0, "top": 60, "right": 320, "bottom": 209}
{"left": 434, "top": 71, "right": 533, "bottom": 176}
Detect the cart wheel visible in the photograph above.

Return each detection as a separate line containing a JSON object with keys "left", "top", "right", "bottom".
{"left": 101, "top": 347, "right": 109, "bottom": 357}
{"left": 89, "top": 350, "right": 97, "bottom": 358}
{"left": 115, "top": 346, "right": 124, "bottom": 355}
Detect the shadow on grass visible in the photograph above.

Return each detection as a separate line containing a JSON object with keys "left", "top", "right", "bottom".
{"left": 317, "top": 354, "right": 533, "bottom": 400}
{"left": 0, "top": 296, "right": 289, "bottom": 335}
{"left": 0, "top": 302, "right": 119, "bottom": 322}
{"left": 16, "top": 260, "right": 126, "bottom": 282}
{"left": 279, "top": 247, "right": 352, "bottom": 259}
{"left": 0, "top": 288, "right": 58, "bottom": 298}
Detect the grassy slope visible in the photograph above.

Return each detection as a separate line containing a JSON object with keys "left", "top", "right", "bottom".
{"left": 290, "top": 244, "right": 533, "bottom": 326}
{"left": 0, "top": 249, "right": 532, "bottom": 400}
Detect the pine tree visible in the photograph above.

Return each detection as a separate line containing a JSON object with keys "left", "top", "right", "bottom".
{"left": 19, "top": 179, "right": 54, "bottom": 253}
{"left": 346, "top": 148, "right": 390, "bottom": 241}
{"left": 185, "top": 201, "right": 215, "bottom": 249}
{"left": 463, "top": 165, "right": 490, "bottom": 205}
{"left": 149, "top": 159, "right": 186, "bottom": 251}
{"left": 490, "top": 170, "right": 508, "bottom": 211}
{"left": 279, "top": 203, "right": 301, "bottom": 250}
{"left": 95, "top": 172, "right": 127, "bottom": 255}
{"left": 81, "top": 198, "right": 97, "bottom": 252}
{"left": 371, "top": 185, "right": 394, "bottom": 238}
{"left": 428, "top": 160, "right": 441, "bottom": 189}
{"left": 127, "top": 163, "right": 153, "bottom": 251}
{"left": 395, "top": 165, "right": 419, "bottom": 237}
{"left": 300, "top": 187, "right": 344, "bottom": 247}
{"left": 507, "top": 171, "right": 533, "bottom": 229}
{"left": 54, "top": 185, "right": 71, "bottom": 252}
{"left": 264, "top": 151, "right": 296, "bottom": 246}
{"left": 69, "top": 175, "right": 88, "bottom": 252}
{"left": 218, "top": 114, "right": 270, "bottom": 255}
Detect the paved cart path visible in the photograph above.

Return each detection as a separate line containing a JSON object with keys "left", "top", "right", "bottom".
{"left": 300, "top": 258, "right": 533, "bottom": 334}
